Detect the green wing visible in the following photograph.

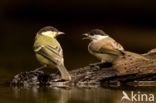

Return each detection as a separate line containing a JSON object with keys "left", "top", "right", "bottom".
{"left": 34, "top": 44, "right": 63, "bottom": 65}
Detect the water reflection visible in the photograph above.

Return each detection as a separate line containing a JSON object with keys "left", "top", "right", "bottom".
{"left": 11, "top": 87, "right": 115, "bottom": 103}
{"left": 0, "top": 86, "right": 155, "bottom": 103}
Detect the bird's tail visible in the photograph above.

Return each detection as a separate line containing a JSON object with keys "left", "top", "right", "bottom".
{"left": 57, "top": 64, "right": 71, "bottom": 81}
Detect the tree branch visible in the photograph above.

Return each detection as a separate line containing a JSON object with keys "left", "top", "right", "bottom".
{"left": 10, "top": 48, "right": 156, "bottom": 88}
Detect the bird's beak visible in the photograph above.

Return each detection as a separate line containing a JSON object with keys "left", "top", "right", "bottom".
{"left": 57, "top": 31, "right": 65, "bottom": 35}
{"left": 82, "top": 33, "right": 91, "bottom": 40}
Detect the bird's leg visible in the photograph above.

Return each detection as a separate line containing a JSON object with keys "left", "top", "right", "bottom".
{"left": 33, "top": 65, "right": 47, "bottom": 72}
{"left": 89, "top": 61, "right": 112, "bottom": 68}
{"left": 89, "top": 62, "right": 103, "bottom": 69}
{"left": 89, "top": 60, "right": 107, "bottom": 67}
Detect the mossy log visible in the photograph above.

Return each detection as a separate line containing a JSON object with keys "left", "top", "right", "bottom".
{"left": 10, "top": 48, "right": 156, "bottom": 88}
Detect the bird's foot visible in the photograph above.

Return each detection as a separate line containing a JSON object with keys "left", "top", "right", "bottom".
{"left": 89, "top": 62, "right": 112, "bottom": 69}
{"left": 53, "top": 78, "right": 66, "bottom": 82}
{"left": 33, "top": 65, "right": 47, "bottom": 72}
{"left": 89, "top": 62, "right": 102, "bottom": 69}
{"left": 53, "top": 77, "right": 71, "bottom": 82}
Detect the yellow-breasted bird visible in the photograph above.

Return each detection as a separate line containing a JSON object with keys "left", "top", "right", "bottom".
{"left": 33, "top": 26, "right": 71, "bottom": 81}
{"left": 83, "top": 29, "right": 124, "bottom": 63}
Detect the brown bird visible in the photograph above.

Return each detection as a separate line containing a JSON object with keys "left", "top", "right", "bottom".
{"left": 83, "top": 29, "right": 124, "bottom": 63}
{"left": 83, "top": 29, "right": 150, "bottom": 75}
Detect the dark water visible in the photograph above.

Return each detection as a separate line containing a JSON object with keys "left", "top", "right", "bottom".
{"left": 0, "top": 69, "right": 156, "bottom": 103}
{"left": 0, "top": 85, "right": 156, "bottom": 103}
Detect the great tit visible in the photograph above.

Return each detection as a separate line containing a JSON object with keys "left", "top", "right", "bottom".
{"left": 34, "top": 26, "right": 71, "bottom": 81}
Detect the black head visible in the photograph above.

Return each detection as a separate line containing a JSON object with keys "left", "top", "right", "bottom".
{"left": 37, "top": 26, "right": 64, "bottom": 38}
{"left": 83, "top": 29, "right": 109, "bottom": 40}
{"left": 88, "top": 29, "right": 108, "bottom": 36}
{"left": 37, "top": 26, "right": 59, "bottom": 34}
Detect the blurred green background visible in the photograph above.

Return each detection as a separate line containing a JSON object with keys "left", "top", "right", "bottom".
{"left": 0, "top": 0, "right": 156, "bottom": 78}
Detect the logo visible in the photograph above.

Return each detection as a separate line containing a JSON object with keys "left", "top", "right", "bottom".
{"left": 121, "top": 91, "right": 154, "bottom": 102}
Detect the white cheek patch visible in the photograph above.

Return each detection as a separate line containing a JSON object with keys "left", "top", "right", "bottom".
{"left": 94, "top": 35, "right": 109, "bottom": 40}
{"left": 41, "top": 31, "right": 56, "bottom": 38}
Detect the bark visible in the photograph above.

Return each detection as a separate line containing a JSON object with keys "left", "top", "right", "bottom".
{"left": 10, "top": 48, "right": 156, "bottom": 88}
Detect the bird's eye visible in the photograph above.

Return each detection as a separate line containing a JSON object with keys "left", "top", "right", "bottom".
{"left": 89, "top": 33, "right": 95, "bottom": 36}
